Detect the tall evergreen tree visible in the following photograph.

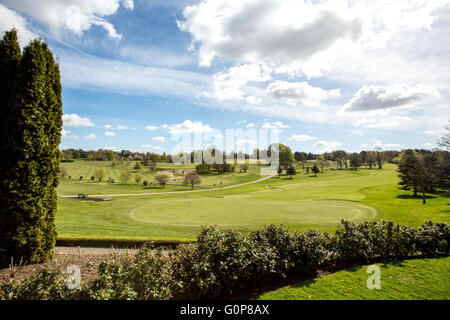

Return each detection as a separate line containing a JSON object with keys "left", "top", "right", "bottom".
{"left": 397, "top": 150, "right": 421, "bottom": 197}
{"left": 0, "top": 31, "right": 62, "bottom": 266}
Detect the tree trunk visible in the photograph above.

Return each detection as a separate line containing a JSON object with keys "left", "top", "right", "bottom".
{"left": 413, "top": 185, "right": 417, "bottom": 197}
{"left": 422, "top": 191, "right": 426, "bottom": 204}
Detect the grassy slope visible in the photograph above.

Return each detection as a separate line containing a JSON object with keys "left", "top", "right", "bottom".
{"left": 58, "top": 160, "right": 261, "bottom": 195}
{"left": 256, "top": 257, "right": 450, "bottom": 300}
{"left": 56, "top": 163, "right": 449, "bottom": 240}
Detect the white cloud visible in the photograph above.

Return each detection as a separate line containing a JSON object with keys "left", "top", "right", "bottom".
{"left": 60, "top": 53, "right": 210, "bottom": 98}
{"left": 103, "top": 146, "right": 117, "bottom": 150}
{"left": 104, "top": 124, "right": 113, "bottom": 128}
{"left": 343, "top": 84, "right": 439, "bottom": 112}
{"left": 145, "top": 126, "right": 159, "bottom": 131}
{"left": 261, "top": 121, "right": 289, "bottom": 131}
{"left": 208, "top": 63, "right": 271, "bottom": 100}
{"left": 116, "top": 125, "right": 127, "bottom": 130}
{"left": 2, "top": 0, "right": 134, "bottom": 40}
{"left": 267, "top": 80, "right": 340, "bottom": 106}
{"left": 178, "top": 0, "right": 362, "bottom": 74}
{"left": 236, "top": 139, "right": 257, "bottom": 145}
{"left": 373, "top": 140, "right": 401, "bottom": 149}
{"left": 152, "top": 136, "right": 166, "bottom": 143}
{"left": 61, "top": 129, "right": 79, "bottom": 139}
{"left": 314, "top": 140, "right": 342, "bottom": 152}
{"left": 141, "top": 144, "right": 152, "bottom": 148}
{"left": 161, "top": 120, "right": 213, "bottom": 135}
{"left": 122, "top": 0, "right": 134, "bottom": 10}
{"left": 246, "top": 122, "right": 255, "bottom": 128}
{"left": 153, "top": 146, "right": 164, "bottom": 151}
{"left": 423, "top": 142, "right": 434, "bottom": 148}
{"left": 0, "top": 4, "right": 38, "bottom": 47}
{"left": 104, "top": 131, "right": 116, "bottom": 137}
{"left": 84, "top": 133, "right": 96, "bottom": 140}
{"left": 289, "top": 134, "right": 316, "bottom": 142}
{"left": 62, "top": 114, "right": 95, "bottom": 127}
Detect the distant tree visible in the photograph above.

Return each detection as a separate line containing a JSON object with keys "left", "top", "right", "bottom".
{"left": 298, "top": 153, "right": 307, "bottom": 171}
{"left": 94, "top": 169, "right": 106, "bottom": 182}
{"left": 240, "top": 163, "right": 249, "bottom": 172}
{"left": 332, "top": 150, "right": 348, "bottom": 169}
{"left": 79, "top": 176, "right": 83, "bottom": 180}
{"left": 106, "top": 151, "right": 114, "bottom": 161}
{"left": 312, "top": 164, "right": 320, "bottom": 177}
{"left": 277, "top": 166, "right": 283, "bottom": 176}
{"left": 134, "top": 175, "right": 142, "bottom": 184}
{"left": 148, "top": 159, "right": 157, "bottom": 172}
{"left": 375, "top": 147, "right": 384, "bottom": 169}
{"left": 119, "top": 170, "right": 132, "bottom": 184}
{"left": 269, "top": 143, "right": 294, "bottom": 169}
{"left": 359, "top": 151, "right": 368, "bottom": 167}
{"left": 184, "top": 172, "right": 202, "bottom": 189}
{"left": 134, "top": 161, "right": 142, "bottom": 170}
{"left": 316, "top": 155, "right": 325, "bottom": 172}
{"left": 366, "top": 151, "right": 376, "bottom": 169}
{"left": 286, "top": 166, "right": 296, "bottom": 179}
{"left": 60, "top": 166, "right": 68, "bottom": 179}
{"left": 438, "top": 120, "right": 450, "bottom": 150}
{"left": 155, "top": 172, "right": 171, "bottom": 188}
{"left": 90, "top": 176, "right": 95, "bottom": 182}
{"left": 349, "top": 153, "right": 361, "bottom": 170}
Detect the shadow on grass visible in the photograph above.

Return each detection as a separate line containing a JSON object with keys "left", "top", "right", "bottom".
{"left": 396, "top": 194, "right": 437, "bottom": 200}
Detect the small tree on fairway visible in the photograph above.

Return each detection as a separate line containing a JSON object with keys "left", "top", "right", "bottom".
{"left": 94, "top": 168, "right": 106, "bottom": 182}
{"left": 375, "top": 147, "right": 384, "bottom": 169}
{"left": 155, "top": 172, "right": 171, "bottom": 188}
{"left": 120, "top": 170, "right": 132, "bottom": 184}
{"left": 184, "top": 172, "right": 202, "bottom": 189}
{"left": 277, "top": 166, "right": 282, "bottom": 176}
{"left": 60, "top": 166, "right": 68, "bottom": 179}
{"left": 349, "top": 153, "right": 361, "bottom": 170}
{"left": 134, "top": 161, "right": 142, "bottom": 170}
{"left": 148, "top": 159, "right": 157, "bottom": 172}
{"left": 239, "top": 164, "right": 249, "bottom": 172}
{"left": 286, "top": 166, "right": 296, "bottom": 179}
{"left": 134, "top": 175, "right": 142, "bottom": 184}
{"left": 312, "top": 164, "right": 320, "bottom": 177}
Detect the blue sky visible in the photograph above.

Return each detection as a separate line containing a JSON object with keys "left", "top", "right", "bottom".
{"left": 1, "top": 0, "right": 449, "bottom": 154}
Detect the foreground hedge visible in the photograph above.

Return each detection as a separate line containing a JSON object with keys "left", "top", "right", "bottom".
{"left": 1, "top": 220, "right": 449, "bottom": 300}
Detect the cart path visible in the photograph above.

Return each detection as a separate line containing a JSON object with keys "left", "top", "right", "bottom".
{"left": 55, "top": 246, "right": 138, "bottom": 255}
{"left": 60, "top": 173, "right": 276, "bottom": 198}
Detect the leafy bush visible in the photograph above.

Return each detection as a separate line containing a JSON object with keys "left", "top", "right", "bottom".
{"left": 414, "top": 221, "right": 450, "bottom": 256}
{"left": 331, "top": 220, "right": 418, "bottom": 264}
{"left": 0, "top": 269, "right": 75, "bottom": 300}
{"left": 85, "top": 246, "right": 176, "bottom": 300}
{"left": 1, "top": 221, "right": 449, "bottom": 300}
{"left": 172, "top": 227, "right": 277, "bottom": 298}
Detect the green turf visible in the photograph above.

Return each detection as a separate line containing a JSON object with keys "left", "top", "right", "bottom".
{"left": 55, "top": 163, "right": 449, "bottom": 240}
{"left": 58, "top": 160, "right": 262, "bottom": 195}
{"left": 256, "top": 257, "right": 450, "bottom": 300}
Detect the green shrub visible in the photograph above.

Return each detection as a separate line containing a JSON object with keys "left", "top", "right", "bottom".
{"left": 331, "top": 220, "right": 418, "bottom": 264}
{"left": 414, "top": 221, "right": 450, "bottom": 256}
{"left": 0, "top": 269, "right": 75, "bottom": 300}
{"left": 85, "top": 246, "right": 176, "bottom": 300}
{"left": 172, "top": 227, "right": 277, "bottom": 298}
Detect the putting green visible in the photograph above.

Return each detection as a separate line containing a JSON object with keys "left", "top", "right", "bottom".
{"left": 129, "top": 198, "right": 377, "bottom": 229}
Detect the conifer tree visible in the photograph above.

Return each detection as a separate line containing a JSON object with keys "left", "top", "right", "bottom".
{"left": 0, "top": 31, "right": 62, "bottom": 266}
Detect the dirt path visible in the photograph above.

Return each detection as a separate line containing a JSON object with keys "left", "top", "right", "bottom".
{"left": 55, "top": 246, "right": 138, "bottom": 255}
{"left": 60, "top": 173, "right": 276, "bottom": 198}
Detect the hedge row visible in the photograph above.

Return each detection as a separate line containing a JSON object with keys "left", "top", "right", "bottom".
{"left": 1, "top": 220, "right": 449, "bottom": 300}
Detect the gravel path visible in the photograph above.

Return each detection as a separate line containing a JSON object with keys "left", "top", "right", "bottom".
{"left": 60, "top": 173, "right": 276, "bottom": 198}
{"left": 55, "top": 246, "right": 138, "bottom": 255}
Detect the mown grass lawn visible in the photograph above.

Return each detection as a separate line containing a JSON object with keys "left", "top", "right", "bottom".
{"left": 56, "top": 163, "right": 449, "bottom": 240}
{"left": 256, "top": 257, "right": 450, "bottom": 300}
{"left": 58, "top": 160, "right": 261, "bottom": 195}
